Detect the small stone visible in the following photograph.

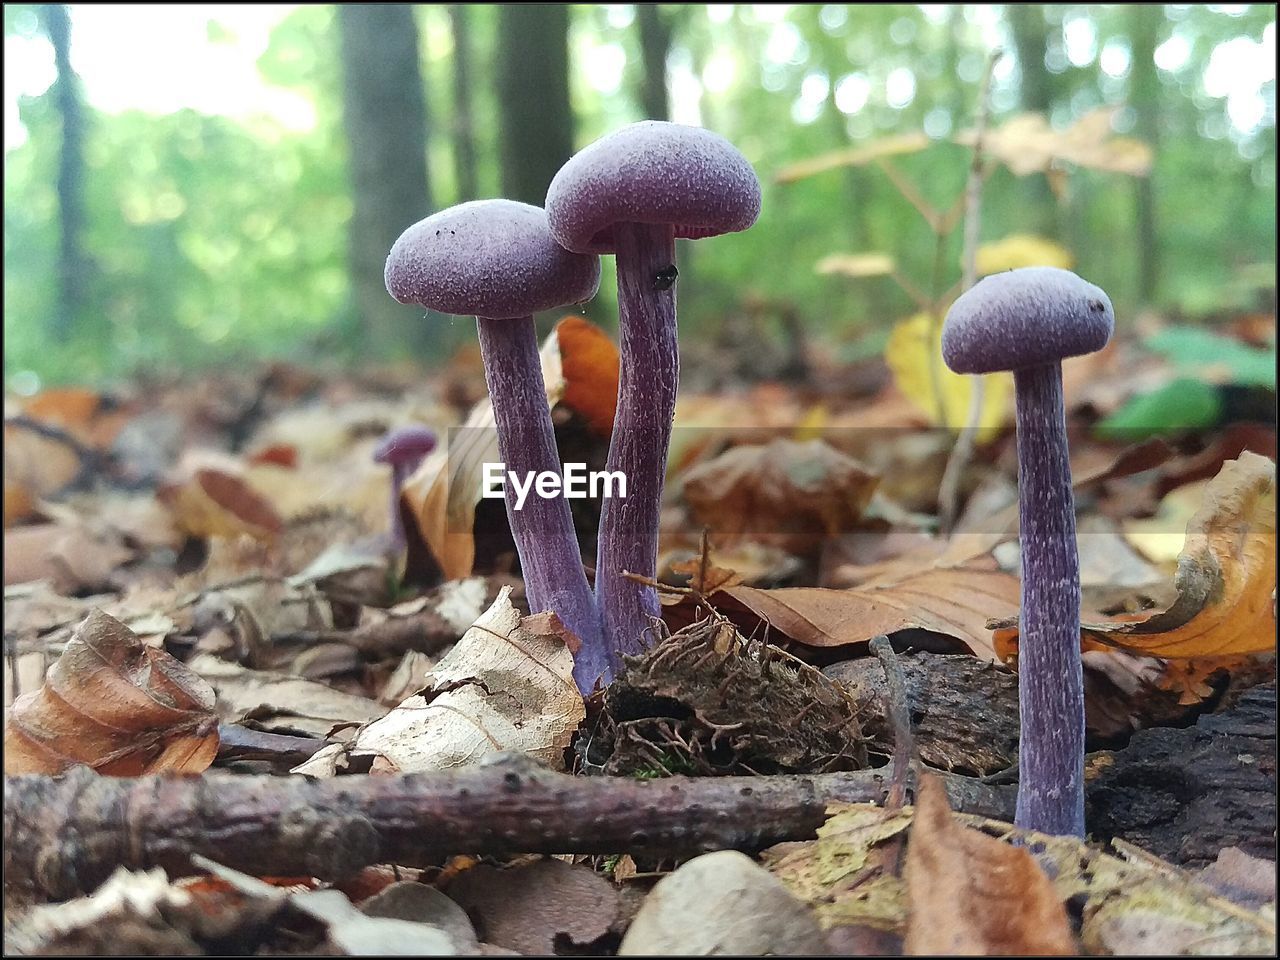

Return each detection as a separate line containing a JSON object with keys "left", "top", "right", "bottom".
{"left": 618, "top": 850, "right": 829, "bottom": 956}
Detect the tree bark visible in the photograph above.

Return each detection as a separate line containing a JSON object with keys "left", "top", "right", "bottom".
{"left": 338, "top": 4, "right": 436, "bottom": 355}
{"left": 634, "top": 4, "right": 672, "bottom": 121}
{"left": 447, "top": 4, "right": 480, "bottom": 202}
{"left": 1128, "top": 3, "right": 1162, "bottom": 303}
{"left": 40, "top": 4, "right": 89, "bottom": 344}
{"left": 3, "top": 757, "right": 1012, "bottom": 902}
{"left": 496, "top": 4, "right": 574, "bottom": 205}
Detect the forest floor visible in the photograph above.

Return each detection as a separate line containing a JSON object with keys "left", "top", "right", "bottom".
{"left": 2, "top": 311, "right": 1276, "bottom": 955}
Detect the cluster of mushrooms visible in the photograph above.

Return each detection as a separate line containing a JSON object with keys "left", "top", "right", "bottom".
{"left": 383, "top": 121, "right": 1115, "bottom": 840}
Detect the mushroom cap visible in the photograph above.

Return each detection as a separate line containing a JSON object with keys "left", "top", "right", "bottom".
{"left": 941, "top": 267, "right": 1115, "bottom": 374}
{"left": 373, "top": 425, "right": 437, "bottom": 465}
{"left": 545, "top": 121, "right": 762, "bottom": 255}
{"left": 385, "top": 200, "right": 601, "bottom": 320}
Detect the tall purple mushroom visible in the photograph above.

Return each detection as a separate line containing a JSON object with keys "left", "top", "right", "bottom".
{"left": 385, "top": 200, "right": 603, "bottom": 665}
{"left": 545, "top": 121, "right": 761, "bottom": 687}
{"left": 373, "top": 424, "right": 437, "bottom": 554}
{"left": 942, "top": 266, "right": 1114, "bottom": 837}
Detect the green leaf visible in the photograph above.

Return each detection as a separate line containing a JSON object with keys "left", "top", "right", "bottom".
{"left": 1144, "top": 328, "right": 1277, "bottom": 388}
{"left": 1097, "top": 378, "right": 1223, "bottom": 440}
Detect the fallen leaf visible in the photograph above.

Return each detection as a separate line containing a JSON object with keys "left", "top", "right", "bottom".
{"left": 351, "top": 586, "right": 584, "bottom": 772}
{"left": 553, "top": 314, "right": 621, "bottom": 437}
{"left": 404, "top": 316, "right": 617, "bottom": 580}
{"left": 191, "top": 654, "right": 386, "bottom": 739}
{"left": 4, "top": 610, "right": 219, "bottom": 775}
{"left": 445, "top": 858, "right": 619, "bottom": 955}
{"left": 691, "top": 558, "right": 1020, "bottom": 660}
{"left": 995, "top": 453, "right": 1276, "bottom": 660}
{"left": 157, "top": 453, "right": 283, "bottom": 542}
{"left": 884, "top": 312, "right": 1013, "bottom": 439}
{"left": 904, "top": 773, "right": 1075, "bottom": 955}
{"left": 680, "top": 438, "right": 879, "bottom": 557}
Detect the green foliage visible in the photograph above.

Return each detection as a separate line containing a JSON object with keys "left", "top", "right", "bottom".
{"left": 1144, "top": 327, "right": 1277, "bottom": 388}
{"left": 1097, "top": 377, "right": 1223, "bottom": 439}
{"left": 3, "top": 4, "right": 1276, "bottom": 385}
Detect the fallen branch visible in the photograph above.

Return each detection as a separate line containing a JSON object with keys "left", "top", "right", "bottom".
{"left": 4, "top": 756, "right": 1013, "bottom": 902}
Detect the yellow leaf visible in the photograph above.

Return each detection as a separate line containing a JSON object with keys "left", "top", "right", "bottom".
{"left": 884, "top": 313, "right": 1012, "bottom": 439}
{"left": 975, "top": 234, "right": 1074, "bottom": 276}
{"left": 815, "top": 252, "right": 896, "bottom": 278}
{"left": 996, "top": 454, "right": 1277, "bottom": 660}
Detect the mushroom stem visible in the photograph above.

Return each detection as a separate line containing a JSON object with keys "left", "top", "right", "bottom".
{"left": 591, "top": 221, "right": 678, "bottom": 685}
{"left": 1012, "top": 363, "right": 1085, "bottom": 837}
{"left": 389, "top": 462, "right": 412, "bottom": 552}
{"left": 476, "top": 315, "right": 602, "bottom": 662}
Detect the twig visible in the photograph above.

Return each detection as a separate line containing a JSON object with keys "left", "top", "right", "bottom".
{"left": 868, "top": 636, "right": 915, "bottom": 808}
{"left": 4, "top": 756, "right": 1014, "bottom": 901}
{"left": 937, "top": 48, "right": 1003, "bottom": 534}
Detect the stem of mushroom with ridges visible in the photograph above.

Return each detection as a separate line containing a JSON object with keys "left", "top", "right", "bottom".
{"left": 1013, "top": 363, "right": 1086, "bottom": 838}
{"left": 588, "top": 220, "right": 678, "bottom": 690}
{"left": 477, "top": 315, "right": 603, "bottom": 665}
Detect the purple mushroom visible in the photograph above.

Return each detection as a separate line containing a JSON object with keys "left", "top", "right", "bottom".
{"left": 942, "top": 266, "right": 1115, "bottom": 837}
{"left": 385, "top": 200, "right": 603, "bottom": 665}
{"left": 373, "top": 424, "right": 438, "bottom": 553}
{"left": 545, "top": 121, "right": 761, "bottom": 688}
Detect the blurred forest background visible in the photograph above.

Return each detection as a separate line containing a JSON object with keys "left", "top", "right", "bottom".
{"left": 3, "top": 3, "right": 1275, "bottom": 389}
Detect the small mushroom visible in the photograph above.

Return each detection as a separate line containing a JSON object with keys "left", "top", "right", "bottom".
{"left": 372, "top": 425, "right": 437, "bottom": 553}
{"left": 545, "top": 121, "right": 761, "bottom": 688}
{"left": 385, "top": 200, "right": 603, "bottom": 665}
{"left": 942, "top": 266, "right": 1114, "bottom": 837}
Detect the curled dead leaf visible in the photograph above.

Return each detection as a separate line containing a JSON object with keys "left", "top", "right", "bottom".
{"left": 351, "top": 586, "right": 584, "bottom": 772}
{"left": 158, "top": 454, "right": 283, "bottom": 542}
{"left": 4, "top": 610, "right": 219, "bottom": 775}
{"left": 680, "top": 438, "right": 879, "bottom": 557}
{"left": 994, "top": 453, "right": 1276, "bottom": 661}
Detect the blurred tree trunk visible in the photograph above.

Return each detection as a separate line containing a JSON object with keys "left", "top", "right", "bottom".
{"left": 1128, "top": 3, "right": 1162, "bottom": 303}
{"left": 496, "top": 4, "right": 574, "bottom": 205}
{"left": 634, "top": 4, "right": 671, "bottom": 121}
{"left": 1008, "top": 3, "right": 1059, "bottom": 236}
{"left": 447, "top": 4, "right": 479, "bottom": 202}
{"left": 338, "top": 4, "right": 435, "bottom": 355}
{"left": 40, "top": 4, "right": 89, "bottom": 343}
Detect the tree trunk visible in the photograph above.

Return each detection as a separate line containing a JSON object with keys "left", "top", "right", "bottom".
{"left": 1128, "top": 3, "right": 1162, "bottom": 303}
{"left": 447, "top": 4, "right": 479, "bottom": 203}
{"left": 635, "top": 4, "right": 672, "bottom": 121}
{"left": 40, "top": 4, "right": 89, "bottom": 344}
{"left": 496, "top": 4, "right": 574, "bottom": 205}
{"left": 338, "top": 4, "right": 436, "bottom": 355}
{"left": 1007, "top": 4, "right": 1059, "bottom": 236}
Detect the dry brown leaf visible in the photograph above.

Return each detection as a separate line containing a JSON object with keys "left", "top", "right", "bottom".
{"left": 445, "top": 858, "right": 619, "bottom": 955}
{"left": 904, "top": 774, "right": 1075, "bottom": 955}
{"left": 157, "top": 453, "right": 283, "bottom": 542}
{"left": 190, "top": 654, "right": 386, "bottom": 739}
{"left": 4, "top": 610, "right": 218, "bottom": 775}
{"left": 691, "top": 557, "right": 1020, "bottom": 660}
{"left": 994, "top": 453, "right": 1276, "bottom": 661}
{"left": 554, "top": 314, "right": 620, "bottom": 437}
{"left": 681, "top": 438, "right": 879, "bottom": 558}
{"left": 404, "top": 315, "right": 618, "bottom": 580}
{"left": 351, "top": 586, "right": 584, "bottom": 772}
